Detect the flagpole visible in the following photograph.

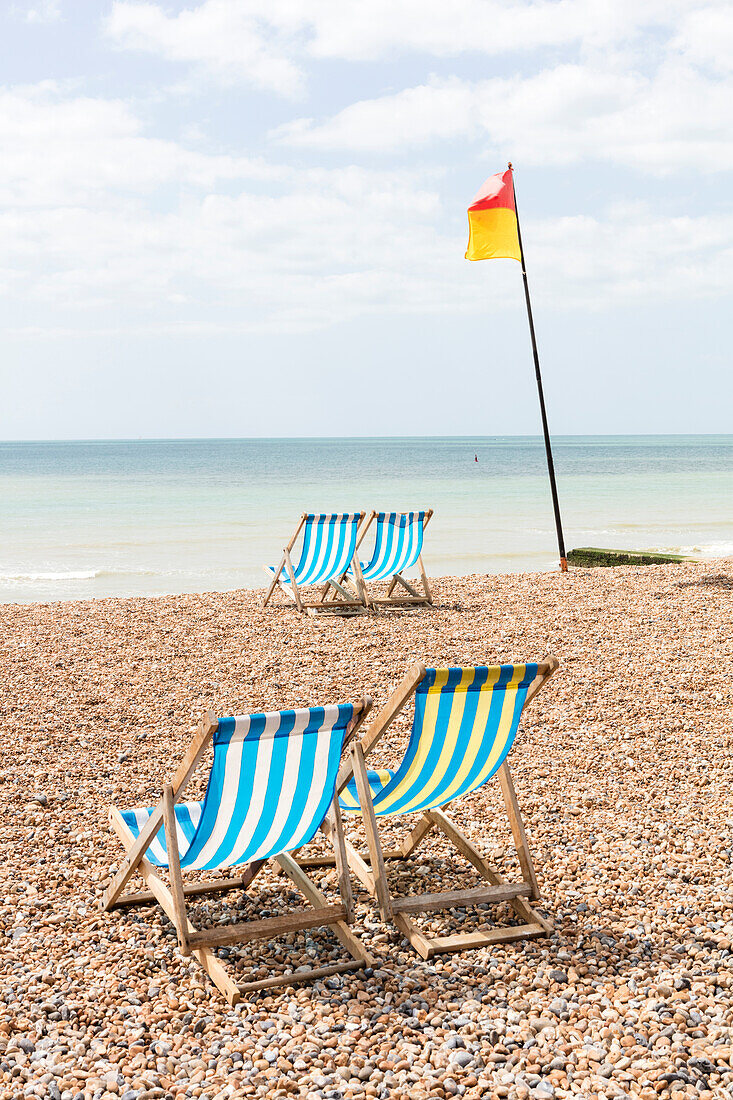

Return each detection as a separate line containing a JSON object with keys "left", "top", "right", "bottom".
{"left": 508, "top": 162, "right": 568, "bottom": 573}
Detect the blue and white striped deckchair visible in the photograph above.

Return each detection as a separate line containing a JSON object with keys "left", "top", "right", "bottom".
{"left": 102, "top": 698, "right": 373, "bottom": 1003}
{"left": 264, "top": 512, "right": 367, "bottom": 614}
{"left": 349, "top": 510, "right": 433, "bottom": 607}
{"left": 330, "top": 659, "right": 558, "bottom": 958}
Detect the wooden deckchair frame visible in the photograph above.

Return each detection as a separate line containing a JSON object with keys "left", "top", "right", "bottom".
{"left": 263, "top": 511, "right": 369, "bottom": 615}
{"left": 101, "top": 700, "right": 374, "bottom": 1003}
{"left": 301, "top": 658, "right": 558, "bottom": 959}
{"left": 350, "top": 509, "right": 434, "bottom": 610}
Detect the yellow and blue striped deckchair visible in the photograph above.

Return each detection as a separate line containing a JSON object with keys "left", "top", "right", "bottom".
{"left": 263, "top": 512, "right": 367, "bottom": 614}
{"left": 329, "top": 659, "right": 558, "bottom": 959}
{"left": 349, "top": 510, "right": 433, "bottom": 607}
{"left": 102, "top": 698, "right": 373, "bottom": 1003}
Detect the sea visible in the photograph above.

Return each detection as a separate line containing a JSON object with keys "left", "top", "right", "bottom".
{"left": 1, "top": 435, "right": 732, "bottom": 605}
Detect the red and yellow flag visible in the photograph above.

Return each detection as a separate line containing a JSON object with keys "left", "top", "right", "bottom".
{"left": 465, "top": 169, "right": 521, "bottom": 262}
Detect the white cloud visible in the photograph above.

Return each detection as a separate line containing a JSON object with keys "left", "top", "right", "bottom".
{"left": 105, "top": 0, "right": 305, "bottom": 97}
{"left": 0, "top": 84, "right": 282, "bottom": 207}
{"left": 304, "top": 0, "right": 684, "bottom": 62}
{"left": 104, "top": 2, "right": 733, "bottom": 176}
{"left": 674, "top": 4, "right": 733, "bottom": 73}
{"left": 105, "top": 0, "right": 697, "bottom": 73}
{"left": 20, "top": 0, "right": 61, "bottom": 23}
{"left": 3, "top": 141, "right": 731, "bottom": 334}
{"left": 275, "top": 61, "right": 733, "bottom": 173}
{"left": 3, "top": 2, "right": 732, "bottom": 340}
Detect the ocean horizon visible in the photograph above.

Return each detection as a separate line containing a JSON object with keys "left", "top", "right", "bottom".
{"left": 1, "top": 433, "right": 732, "bottom": 605}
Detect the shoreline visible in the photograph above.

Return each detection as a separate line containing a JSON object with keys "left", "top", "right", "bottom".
{"left": 2, "top": 555, "right": 731, "bottom": 611}
{"left": 2, "top": 560, "right": 732, "bottom": 1098}
{"left": 0, "top": 568, "right": 540, "bottom": 611}
{"left": 4, "top": 434, "right": 733, "bottom": 608}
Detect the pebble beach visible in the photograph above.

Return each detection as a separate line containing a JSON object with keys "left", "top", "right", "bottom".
{"left": 1, "top": 562, "right": 732, "bottom": 1100}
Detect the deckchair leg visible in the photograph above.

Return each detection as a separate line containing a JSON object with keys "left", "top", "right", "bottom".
{"left": 110, "top": 811, "right": 368, "bottom": 1003}
{"left": 163, "top": 785, "right": 190, "bottom": 955}
{"left": 276, "top": 852, "right": 372, "bottom": 966}
{"left": 418, "top": 554, "right": 433, "bottom": 604}
{"left": 108, "top": 808, "right": 241, "bottom": 1005}
{"left": 398, "top": 813, "right": 436, "bottom": 858}
{"left": 350, "top": 556, "right": 371, "bottom": 609}
{"left": 497, "top": 763, "right": 540, "bottom": 900}
{"left": 326, "top": 577, "right": 368, "bottom": 610}
{"left": 380, "top": 806, "right": 550, "bottom": 958}
{"left": 379, "top": 568, "right": 431, "bottom": 608}
{"left": 350, "top": 742, "right": 393, "bottom": 920}
{"left": 328, "top": 795, "right": 353, "bottom": 922}
{"left": 284, "top": 548, "right": 303, "bottom": 613}
{"left": 391, "top": 573, "right": 421, "bottom": 597}
{"left": 317, "top": 816, "right": 378, "bottom": 897}
{"left": 392, "top": 912, "right": 435, "bottom": 959}
{"left": 427, "top": 807, "right": 551, "bottom": 932}
{"left": 263, "top": 554, "right": 287, "bottom": 607}
{"left": 264, "top": 514, "right": 307, "bottom": 609}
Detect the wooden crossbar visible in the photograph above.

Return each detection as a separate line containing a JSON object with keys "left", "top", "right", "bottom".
{"left": 109, "top": 862, "right": 266, "bottom": 909}
{"left": 239, "top": 960, "right": 364, "bottom": 994}
{"left": 396, "top": 920, "right": 547, "bottom": 959}
{"left": 188, "top": 905, "right": 346, "bottom": 948}
{"left": 391, "top": 883, "right": 532, "bottom": 915}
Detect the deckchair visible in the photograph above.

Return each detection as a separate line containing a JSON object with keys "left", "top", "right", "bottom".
{"left": 263, "top": 512, "right": 368, "bottom": 614}
{"left": 312, "top": 659, "right": 558, "bottom": 959}
{"left": 349, "top": 510, "right": 433, "bottom": 608}
{"left": 101, "top": 698, "right": 373, "bottom": 1003}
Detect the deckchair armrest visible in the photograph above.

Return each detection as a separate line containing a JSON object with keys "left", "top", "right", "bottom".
{"left": 101, "top": 710, "right": 218, "bottom": 912}
{"left": 524, "top": 656, "right": 560, "bottom": 707}
{"left": 340, "top": 696, "right": 373, "bottom": 754}
{"left": 335, "top": 663, "right": 425, "bottom": 794}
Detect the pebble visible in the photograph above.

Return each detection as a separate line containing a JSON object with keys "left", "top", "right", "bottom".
{"left": 1, "top": 563, "right": 732, "bottom": 1099}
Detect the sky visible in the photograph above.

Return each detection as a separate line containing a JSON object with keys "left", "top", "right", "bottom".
{"left": 0, "top": 0, "right": 731, "bottom": 440}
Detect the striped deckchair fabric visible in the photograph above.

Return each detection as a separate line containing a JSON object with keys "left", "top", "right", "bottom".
{"left": 102, "top": 697, "right": 373, "bottom": 1003}
{"left": 358, "top": 511, "right": 426, "bottom": 582}
{"left": 263, "top": 512, "right": 367, "bottom": 614}
{"left": 121, "top": 705, "right": 355, "bottom": 870}
{"left": 349, "top": 510, "right": 433, "bottom": 608}
{"left": 323, "top": 658, "right": 559, "bottom": 959}
{"left": 339, "top": 665, "right": 536, "bottom": 817}
{"left": 274, "top": 514, "right": 361, "bottom": 587}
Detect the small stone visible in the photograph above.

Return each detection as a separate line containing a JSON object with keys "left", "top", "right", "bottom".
{"left": 689, "top": 1057, "right": 716, "bottom": 1076}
